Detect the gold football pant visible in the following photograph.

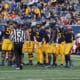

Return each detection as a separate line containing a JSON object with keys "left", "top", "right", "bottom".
{"left": 43, "top": 43, "right": 53, "bottom": 64}
{"left": 64, "top": 43, "right": 73, "bottom": 55}
{"left": 34, "top": 42, "right": 43, "bottom": 64}
{"left": 1, "top": 39, "right": 13, "bottom": 65}
{"left": 22, "top": 41, "right": 34, "bottom": 62}
{"left": 41, "top": 43, "right": 48, "bottom": 64}
{"left": 64, "top": 43, "right": 73, "bottom": 66}
{"left": 36, "top": 48, "right": 43, "bottom": 64}
{"left": 27, "top": 49, "right": 33, "bottom": 61}
{"left": 2, "top": 39, "right": 13, "bottom": 51}
{"left": 55, "top": 42, "right": 65, "bottom": 64}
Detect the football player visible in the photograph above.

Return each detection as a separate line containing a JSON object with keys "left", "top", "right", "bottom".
{"left": 64, "top": 26, "right": 75, "bottom": 67}
{"left": 23, "top": 27, "right": 35, "bottom": 65}
{"left": 41, "top": 27, "right": 51, "bottom": 65}
{"left": 34, "top": 31, "right": 43, "bottom": 65}
{"left": 55, "top": 29, "right": 65, "bottom": 66}
{"left": 1, "top": 24, "right": 14, "bottom": 66}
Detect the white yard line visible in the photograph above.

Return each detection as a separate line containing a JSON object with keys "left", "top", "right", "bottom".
{"left": 0, "top": 77, "right": 80, "bottom": 80}
{"left": 0, "top": 69, "right": 80, "bottom": 73}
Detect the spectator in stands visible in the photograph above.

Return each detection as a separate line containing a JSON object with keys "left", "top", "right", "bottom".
{"left": 33, "top": 5, "right": 41, "bottom": 17}
{"left": 25, "top": 6, "right": 31, "bottom": 16}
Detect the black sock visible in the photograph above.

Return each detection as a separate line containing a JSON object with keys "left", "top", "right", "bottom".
{"left": 65, "top": 55, "right": 68, "bottom": 66}
{"left": 67, "top": 54, "right": 72, "bottom": 66}
{"left": 53, "top": 54, "right": 56, "bottom": 65}
{"left": 48, "top": 54, "right": 51, "bottom": 65}
{"left": 43, "top": 52, "right": 46, "bottom": 64}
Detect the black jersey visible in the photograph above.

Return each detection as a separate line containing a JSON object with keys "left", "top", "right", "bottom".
{"left": 3, "top": 27, "right": 13, "bottom": 39}
{"left": 64, "top": 31, "right": 75, "bottom": 43}
{"left": 35, "top": 31, "right": 41, "bottom": 42}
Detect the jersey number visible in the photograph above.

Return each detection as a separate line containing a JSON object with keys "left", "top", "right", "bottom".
{"left": 6, "top": 28, "right": 12, "bottom": 34}
{"left": 17, "top": 31, "right": 22, "bottom": 37}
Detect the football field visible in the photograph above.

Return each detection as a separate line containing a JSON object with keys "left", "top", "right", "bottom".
{"left": 0, "top": 55, "right": 80, "bottom": 80}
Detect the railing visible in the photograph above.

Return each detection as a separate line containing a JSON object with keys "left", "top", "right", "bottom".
{"left": 0, "top": 23, "right": 80, "bottom": 34}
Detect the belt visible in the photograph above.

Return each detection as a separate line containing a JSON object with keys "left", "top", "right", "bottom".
{"left": 14, "top": 42, "right": 23, "bottom": 44}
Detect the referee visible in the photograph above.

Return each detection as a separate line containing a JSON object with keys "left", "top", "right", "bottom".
{"left": 10, "top": 23, "right": 26, "bottom": 70}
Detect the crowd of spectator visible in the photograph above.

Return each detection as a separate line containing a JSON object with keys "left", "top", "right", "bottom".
{"left": 0, "top": 0, "right": 80, "bottom": 28}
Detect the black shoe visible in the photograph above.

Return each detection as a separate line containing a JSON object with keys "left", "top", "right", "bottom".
{"left": 26, "top": 60, "right": 33, "bottom": 65}
{"left": 52, "top": 63, "right": 57, "bottom": 67}
{"left": 35, "top": 63, "right": 43, "bottom": 66}
{"left": 59, "top": 64, "right": 64, "bottom": 67}
{"left": 44, "top": 63, "right": 49, "bottom": 66}
{"left": 26, "top": 62, "right": 33, "bottom": 65}
{"left": 20, "top": 65, "right": 23, "bottom": 70}
{"left": 45, "top": 65, "right": 52, "bottom": 68}
{"left": 60, "top": 64, "right": 63, "bottom": 66}
{"left": 64, "top": 64, "right": 70, "bottom": 68}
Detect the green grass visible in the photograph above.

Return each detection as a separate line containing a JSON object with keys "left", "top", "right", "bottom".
{"left": 0, "top": 55, "right": 80, "bottom": 80}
